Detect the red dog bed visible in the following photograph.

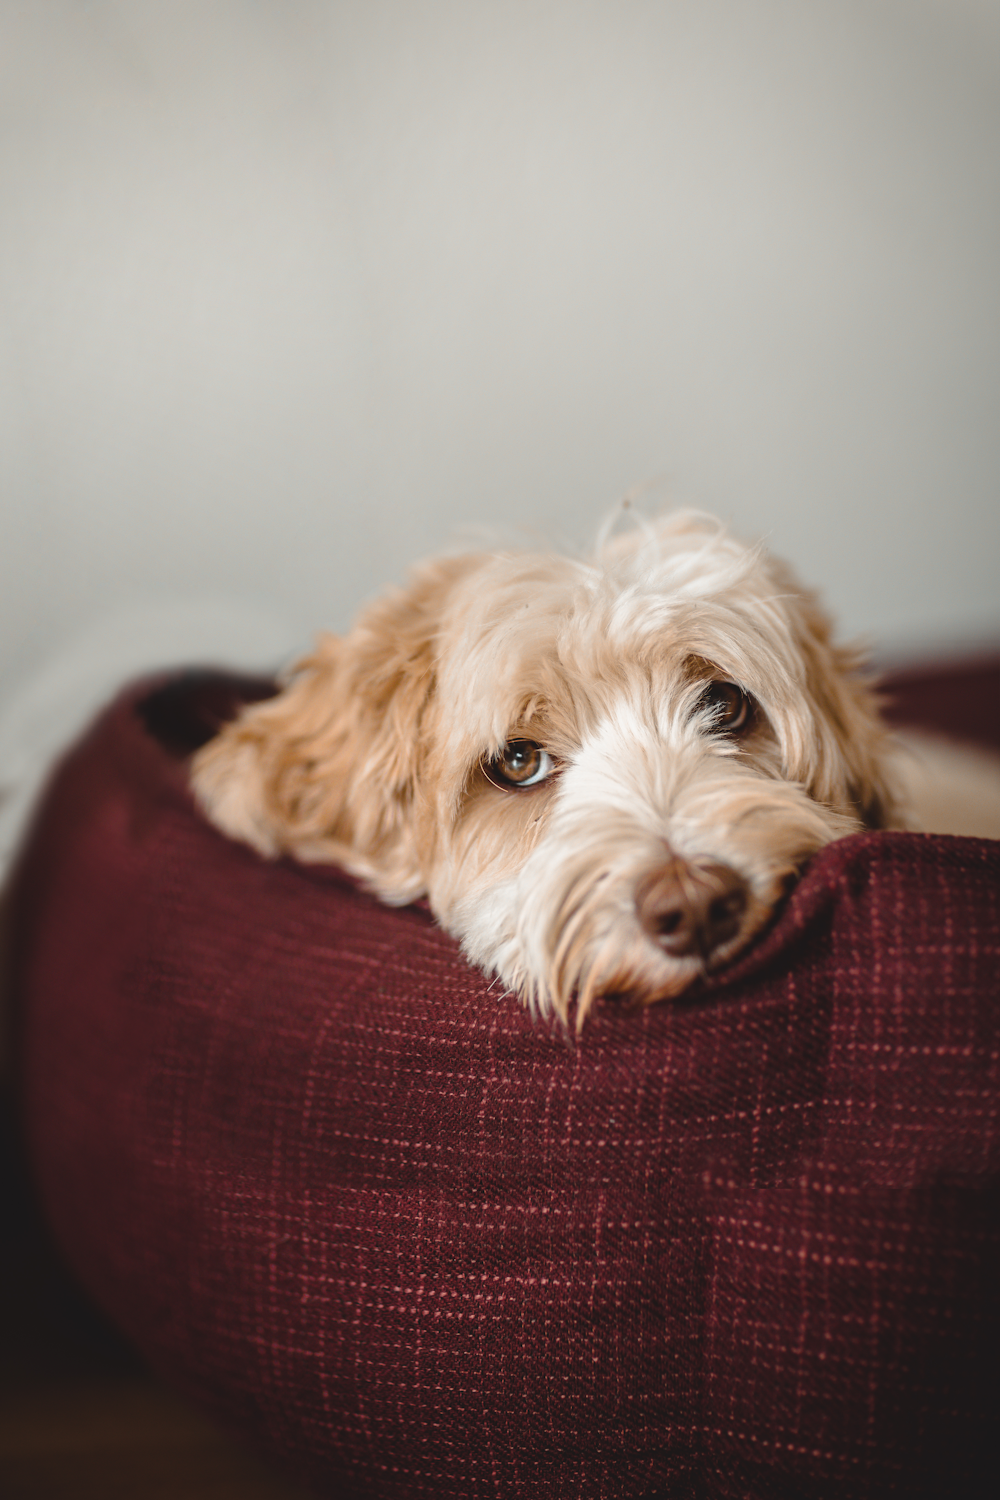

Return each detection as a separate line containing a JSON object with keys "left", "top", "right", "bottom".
{"left": 10, "top": 672, "right": 1000, "bottom": 1498}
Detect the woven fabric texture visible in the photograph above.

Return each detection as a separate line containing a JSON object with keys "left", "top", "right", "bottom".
{"left": 11, "top": 675, "right": 1000, "bottom": 1499}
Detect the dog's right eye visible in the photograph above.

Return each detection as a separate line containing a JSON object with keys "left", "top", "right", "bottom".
{"left": 482, "top": 740, "right": 556, "bottom": 790}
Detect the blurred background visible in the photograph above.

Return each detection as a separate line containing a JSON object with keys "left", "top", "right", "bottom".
{"left": 2, "top": 0, "right": 998, "bottom": 708}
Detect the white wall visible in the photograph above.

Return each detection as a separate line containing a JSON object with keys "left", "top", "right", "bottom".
{"left": 2, "top": 0, "right": 998, "bottom": 702}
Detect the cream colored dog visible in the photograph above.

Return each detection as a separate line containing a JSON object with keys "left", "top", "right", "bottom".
{"left": 192, "top": 511, "right": 897, "bottom": 1024}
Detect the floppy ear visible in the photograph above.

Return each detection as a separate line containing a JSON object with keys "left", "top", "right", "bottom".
{"left": 777, "top": 577, "right": 900, "bottom": 830}
{"left": 191, "top": 554, "right": 476, "bottom": 903}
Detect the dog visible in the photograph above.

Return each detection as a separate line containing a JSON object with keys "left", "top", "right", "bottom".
{"left": 191, "top": 509, "right": 898, "bottom": 1025}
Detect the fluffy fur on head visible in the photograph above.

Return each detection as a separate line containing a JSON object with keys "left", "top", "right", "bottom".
{"left": 192, "top": 510, "right": 897, "bottom": 1025}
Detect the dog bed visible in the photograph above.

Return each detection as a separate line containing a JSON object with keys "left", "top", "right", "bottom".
{"left": 10, "top": 672, "right": 1000, "bottom": 1499}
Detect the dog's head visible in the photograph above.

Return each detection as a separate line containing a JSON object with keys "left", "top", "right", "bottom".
{"left": 192, "top": 511, "right": 896, "bottom": 1023}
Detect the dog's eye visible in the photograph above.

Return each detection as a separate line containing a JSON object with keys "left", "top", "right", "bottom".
{"left": 482, "top": 740, "right": 556, "bottom": 790}
{"left": 699, "top": 681, "right": 755, "bottom": 735}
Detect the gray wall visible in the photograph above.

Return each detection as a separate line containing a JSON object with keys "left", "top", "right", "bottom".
{"left": 2, "top": 0, "right": 998, "bottom": 701}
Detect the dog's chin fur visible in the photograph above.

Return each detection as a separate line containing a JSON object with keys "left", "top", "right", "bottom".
{"left": 192, "top": 510, "right": 898, "bottom": 1026}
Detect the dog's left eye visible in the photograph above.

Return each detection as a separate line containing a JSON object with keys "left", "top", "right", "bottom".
{"left": 482, "top": 740, "right": 557, "bottom": 790}
{"left": 699, "top": 681, "right": 755, "bottom": 735}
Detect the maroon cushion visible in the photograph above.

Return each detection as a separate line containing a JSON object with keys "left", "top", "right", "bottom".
{"left": 10, "top": 675, "right": 1000, "bottom": 1499}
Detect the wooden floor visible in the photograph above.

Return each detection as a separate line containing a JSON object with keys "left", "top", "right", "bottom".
{"left": 0, "top": 1097, "right": 314, "bottom": 1500}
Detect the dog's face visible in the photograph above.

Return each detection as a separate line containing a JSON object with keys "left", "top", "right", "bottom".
{"left": 192, "top": 511, "right": 895, "bottom": 1023}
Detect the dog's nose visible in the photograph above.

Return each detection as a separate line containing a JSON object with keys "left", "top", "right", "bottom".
{"left": 637, "top": 858, "right": 748, "bottom": 960}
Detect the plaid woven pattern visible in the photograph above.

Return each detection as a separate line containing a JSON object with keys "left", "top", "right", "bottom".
{"left": 12, "top": 676, "right": 1000, "bottom": 1499}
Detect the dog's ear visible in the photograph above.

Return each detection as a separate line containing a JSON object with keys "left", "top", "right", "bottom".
{"left": 191, "top": 554, "right": 476, "bottom": 901}
{"left": 777, "top": 579, "right": 899, "bottom": 830}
